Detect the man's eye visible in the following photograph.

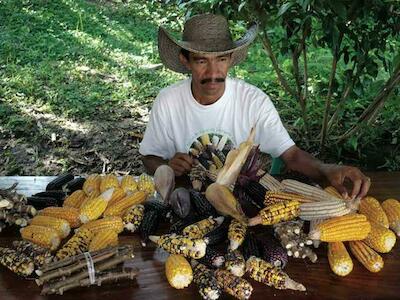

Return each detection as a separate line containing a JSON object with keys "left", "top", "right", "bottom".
{"left": 219, "top": 57, "right": 228, "bottom": 62}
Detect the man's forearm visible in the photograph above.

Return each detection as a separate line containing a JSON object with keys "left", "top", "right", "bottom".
{"left": 141, "top": 155, "right": 168, "bottom": 176}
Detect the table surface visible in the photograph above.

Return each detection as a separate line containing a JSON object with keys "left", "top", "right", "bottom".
{"left": 0, "top": 172, "right": 399, "bottom": 300}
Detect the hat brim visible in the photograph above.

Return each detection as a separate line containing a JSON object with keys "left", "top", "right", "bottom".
{"left": 158, "top": 23, "right": 259, "bottom": 74}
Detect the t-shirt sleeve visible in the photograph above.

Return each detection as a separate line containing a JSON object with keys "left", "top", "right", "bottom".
{"left": 254, "top": 95, "right": 295, "bottom": 158}
{"left": 139, "top": 94, "right": 176, "bottom": 160}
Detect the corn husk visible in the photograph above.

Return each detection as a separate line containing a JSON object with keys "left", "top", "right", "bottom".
{"left": 170, "top": 187, "right": 191, "bottom": 218}
{"left": 154, "top": 165, "right": 175, "bottom": 204}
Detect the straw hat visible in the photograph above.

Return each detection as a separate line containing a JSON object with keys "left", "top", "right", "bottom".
{"left": 158, "top": 14, "right": 258, "bottom": 73}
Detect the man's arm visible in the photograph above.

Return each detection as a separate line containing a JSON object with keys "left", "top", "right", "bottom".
{"left": 280, "top": 145, "right": 371, "bottom": 199}
{"left": 141, "top": 153, "right": 194, "bottom": 176}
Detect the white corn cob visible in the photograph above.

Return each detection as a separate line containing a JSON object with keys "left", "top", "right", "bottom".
{"left": 282, "top": 179, "right": 341, "bottom": 202}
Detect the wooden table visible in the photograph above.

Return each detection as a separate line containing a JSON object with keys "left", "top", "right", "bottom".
{"left": 0, "top": 172, "right": 399, "bottom": 300}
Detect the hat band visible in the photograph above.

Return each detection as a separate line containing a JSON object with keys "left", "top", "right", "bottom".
{"left": 180, "top": 39, "right": 235, "bottom": 53}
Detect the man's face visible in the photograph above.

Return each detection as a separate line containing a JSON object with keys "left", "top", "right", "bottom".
{"left": 180, "top": 52, "right": 232, "bottom": 99}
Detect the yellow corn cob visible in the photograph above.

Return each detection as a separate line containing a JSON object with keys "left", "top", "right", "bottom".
{"left": 165, "top": 254, "right": 193, "bottom": 289}
{"left": 182, "top": 216, "right": 224, "bottom": 239}
{"left": 225, "top": 250, "right": 246, "bottom": 277}
{"left": 99, "top": 174, "right": 120, "bottom": 193}
{"left": 349, "top": 240, "right": 384, "bottom": 272}
{"left": 79, "top": 188, "right": 114, "bottom": 223}
{"left": 56, "top": 228, "right": 93, "bottom": 260}
{"left": 63, "top": 190, "right": 86, "bottom": 208}
{"left": 123, "top": 204, "right": 145, "bottom": 232}
{"left": 228, "top": 219, "right": 247, "bottom": 250}
{"left": 88, "top": 229, "right": 118, "bottom": 252}
{"left": 246, "top": 256, "right": 306, "bottom": 291}
{"left": 0, "top": 247, "right": 34, "bottom": 277}
{"left": 106, "top": 187, "right": 126, "bottom": 208}
{"left": 248, "top": 200, "right": 300, "bottom": 226}
{"left": 327, "top": 242, "right": 353, "bottom": 276}
{"left": 30, "top": 215, "right": 71, "bottom": 238}
{"left": 264, "top": 191, "right": 313, "bottom": 206}
{"left": 82, "top": 174, "right": 101, "bottom": 196}
{"left": 39, "top": 206, "right": 81, "bottom": 228}
{"left": 120, "top": 175, "right": 138, "bottom": 195}
{"left": 149, "top": 234, "right": 207, "bottom": 259}
{"left": 78, "top": 216, "right": 124, "bottom": 234}
{"left": 103, "top": 191, "right": 147, "bottom": 217}
{"left": 282, "top": 179, "right": 340, "bottom": 202}
{"left": 324, "top": 186, "right": 343, "bottom": 199}
{"left": 211, "top": 153, "right": 223, "bottom": 169}
{"left": 381, "top": 198, "right": 400, "bottom": 236}
{"left": 363, "top": 221, "right": 396, "bottom": 253}
{"left": 359, "top": 196, "right": 389, "bottom": 228}
{"left": 259, "top": 173, "right": 284, "bottom": 192}
{"left": 20, "top": 225, "right": 60, "bottom": 251}
{"left": 200, "top": 133, "right": 211, "bottom": 146}
{"left": 137, "top": 173, "right": 155, "bottom": 195}
{"left": 214, "top": 269, "right": 253, "bottom": 300}
{"left": 309, "top": 214, "right": 371, "bottom": 242}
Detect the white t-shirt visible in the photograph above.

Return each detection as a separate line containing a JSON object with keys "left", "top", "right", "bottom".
{"left": 139, "top": 77, "right": 295, "bottom": 159}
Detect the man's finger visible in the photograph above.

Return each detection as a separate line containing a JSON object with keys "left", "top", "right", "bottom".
{"left": 175, "top": 158, "right": 192, "bottom": 171}
{"left": 175, "top": 153, "right": 194, "bottom": 166}
{"left": 168, "top": 161, "right": 185, "bottom": 176}
{"left": 357, "top": 177, "right": 371, "bottom": 199}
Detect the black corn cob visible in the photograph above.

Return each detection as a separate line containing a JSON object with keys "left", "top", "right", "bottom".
{"left": 27, "top": 196, "right": 59, "bottom": 209}
{"left": 234, "top": 187, "right": 262, "bottom": 218}
{"left": 139, "top": 210, "right": 160, "bottom": 246}
{"left": 63, "top": 177, "right": 86, "bottom": 193}
{"left": 204, "top": 217, "right": 229, "bottom": 246}
{"left": 32, "top": 191, "right": 66, "bottom": 204}
{"left": 0, "top": 247, "right": 35, "bottom": 276}
{"left": 192, "top": 261, "right": 222, "bottom": 300}
{"left": 259, "top": 232, "right": 288, "bottom": 269}
{"left": 12, "top": 240, "right": 53, "bottom": 267}
{"left": 169, "top": 213, "right": 201, "bottom": 235}
{"left": 197, "top": 246, "right": 225, "bottom": 269}
{"left": 225, "top": 249, "right": 246, "bottom": 277}
{"left": 190, "top": 190, "right": 218, "bottom": 218}
{"left": 241, "top": 231, "right": 262, "bottom": 261}
{"left": 145, "top": 198, "right": 171, "bottom": 222}
{"left": 214, "top": 269, "right": 253, "bottom": 300}
{"left": 46, "top": 173, "right": 74, "bottom": 191}
{"left": 243, "top": 181, "right": 267, "bottom": 208}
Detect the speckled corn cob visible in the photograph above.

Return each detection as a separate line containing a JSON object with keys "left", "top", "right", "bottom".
{"left": 246, "top": 256, "right": 306, "bottom": 291}
{"left": 248, "top": 200, "right": 300, "bottom": 226}
{"left": 183, "top": 216, "right": 224, "bottom": 239}
{"left": 264, "top": 191, "right": 312, "bottom": 206}
{"left": 0, "top": 247, "right": 34, "bottom": 276}
{"left": 192, "top": 261, "right": 222, "bottom": 300}
{"left": 20, "top": 225, "right": 61, "bottom": 251}
{"left": 55, "top": 228, "right": 93, "bottom": 260}
{"left": 63, "top": 190, "right": 86, "bottom": 208}
{"left": 214, "top": 269, "right": 253, "bottom": 300}
{"left": 78, "top": 216, "right": 124, "bottom": 234}
{"left": 88, "top": 229, "right": 118, "bottom": 252}
{"left": 137, "top": 173, "right": 155, "bottom": 195}
{"left": 99, "top": 174, "right": 119, "bottom": 193}
{"left": 12, "top": 240, "right": 53, "bottom": 267}
{"left": 149, "top": 234, "right": 207, "bottom": 259}
{"left": 225, "top": 250, "right": 246, "bottom": 277}
{"left": 123, "top": 204, "right": 145, "bottom": 232}
{"left": 197, "top": 246, "right": 225, "bottom": 268}
{"left": 228, "top": 219, "right": 247, "bottom": 250}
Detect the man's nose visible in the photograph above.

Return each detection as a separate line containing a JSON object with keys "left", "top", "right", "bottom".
{"left": 205, "top": 62, "right": 219, "bottom": 78}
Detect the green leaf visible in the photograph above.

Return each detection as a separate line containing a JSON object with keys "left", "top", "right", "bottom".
{"left": 278, "top": 3, "right": 293, "bottom": 17}
{"left": 238, "top": 2, "right": 246, "bottom": 12}
{"left": 331, "top": 2, "right": 347, "bottom": 19}
{"left": 348, "top": 136, "right": 358, "bottom": 151}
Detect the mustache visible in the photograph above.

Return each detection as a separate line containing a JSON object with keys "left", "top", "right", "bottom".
{"left": 200, "top": 77, "right": 225, "bottom": 84}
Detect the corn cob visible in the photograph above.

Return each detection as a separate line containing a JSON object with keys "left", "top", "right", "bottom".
{"left": 88, "top": 229, "right": 118, "bottom": 252}
{"left": 299, "top": 199, "right": 351, "bottom": 221}
{"left": 246, "top": 256, "right": 306, "bottom": 291}
{"left": 78, "top": 216, "right": 124, "bottom": 234}
{"left": 63, "top": 190, "right": 86, "bottom": 209}
{"left": 106, "top": 187, "right": 126, "bottom": 207}
{"left": 259, "top": 232, "right": 288, "bottom": 268}
{"left": 121, "top": 175, "right": 138, "bottom": 195}
{"left": 82, "top": 174, "right": 101, "bottom": 196}
{"left": 103, "top": 191, "right": 147, "bottom": 217}
{"left": 139, "top": 210, "right": 160, "bottom": 246}
{"left": 170, "top": 214, "right": 202, "bottom": 235}
{"left": 363, "top": 221, "right": 396, "bottom": 253}
{"left": 183, "top": 216, "right": 224, "bottom": 239}
{"left": 282, "top": 179, "right": 340, "bottom": 202}
{"left": 79, "top": 188, "right": 114, "bottom": 223}
{"left": 349, "top": 240, "right": 384, "bottom": 272}
{"left": 214, "top": 269, "right": 253, "bottom": 300}
{"left": 56, "top": 228, "right": 93, "bottom": 260}
{"left": 27, "top": 196, "right": 59, "bottom": 210}
{"left": 359, "top": 196, "right": 389, "bottom": 228}
{"left": 189, "top": 164, "right": 207, "bottom": 191}
{"left": 324, "top": 186, "right": 343, "bottom": 199}
{"left": 197, "top": 246, "right": 225, "bottom": 268}
{"left": 34, "top": 191, "right": 66, "bottom": 203}
{"left": 63, "top": 177, "right": 85, "bottom": 194}
{"left": 190, "top": 189, "right": 218, "bottom": 218}
{"left": 0, "top": 247, "right": 34, "bottom": 276}
{"left": 123, "top": 204, "right": 145, "bottom": 232}
{"left": 259, "top": 173, "right": 284, "bottom": 192}
{"left": 149, "top": 234, "right": 207, "bottom": 259}
{"left": 46, "top": 173, "right": 74, "bottom": 191}
{"left": 12, "top": 240, "right": 53, "bottom": 267}
{"left": 309, "top": 218, "right": 324, "bottom": 248}
{"left": 137, "top": 173, "right": 155, "bottom": 195}
{"left": 248, "top": 200, "right": 300, "bottom": 226}
{"left": 228, "top": 219, "right": 247, "bottom": 250}
{"left": 165, "top": 254, "right": 193, "bottom": 289}
{"left": 39, "top": 206, "right": 81, "bottom": 228}
{"left": 144, "top": 198, "right": 171, "bottom": 221}
{"left": 327, "top": 241, "right": 353, "bottom": 276}
{"left": 191, "top": 261, "right": 222, "bottom": 300}
{"left": 20, "top": 225, "right": 61, "bottom": 251}
{"left": 225, "top": 250, "right": 246, "bottom": 277}
{"left": 204, "top": 218, "right": 229, "bottom": 246}
{"left": 235, "top": 188, "right": 262, "bottom": 218}
{"left": 264, "top": 191, "right": 313, "bottom": 206}
{"left": 242, "top": 231, "right": 261, "bottom": 260}
{"left": 243, "top": 181, "right": 266, "bottom": 208}
{"left": 30, "top": 215, "right": 71, "bottom": 238}
{"left": 381, "top": 198, "right": 400, "bottom": 236}
{"left": 99, "top": 174, "right": 119, "bottom": 193}
{"left": 309, "top": 214, "right": 371, "bottom": 242}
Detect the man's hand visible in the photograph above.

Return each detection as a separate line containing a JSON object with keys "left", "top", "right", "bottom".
{"left": 168, "top": 152, "right": 194, "bottom": 176}
{"left": 321, "top": 164, "right": 371, "bottom": 200}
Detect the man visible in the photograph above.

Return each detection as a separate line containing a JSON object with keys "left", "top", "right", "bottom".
{"left": 139, "top": 14, "right": 371, "bottom": 199}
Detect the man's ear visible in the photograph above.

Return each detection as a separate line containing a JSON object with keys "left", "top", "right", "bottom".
{"left": 179, "top": 53, "right": 191, "bottom": 71}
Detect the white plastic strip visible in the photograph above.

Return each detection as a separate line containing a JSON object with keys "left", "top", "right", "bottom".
{"left": 84, "top": 252, "right": 96, "bottom": 284}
